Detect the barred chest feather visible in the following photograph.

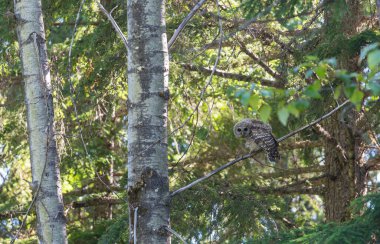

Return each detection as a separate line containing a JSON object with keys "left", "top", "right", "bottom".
{"left": 245, "top": 140, "right": 259, "bottom": 150}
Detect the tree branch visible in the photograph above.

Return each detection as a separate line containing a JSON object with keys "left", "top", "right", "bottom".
{"left": 0, "top": 210, "right": 28, "bottom": 220}
{"left": 366, "top": 156, "right": 380, "bottom": 171}
{"left": 315, "top": 123, "right": 348, "bottom": 160}
{"left": 168, "top": 0, "right": 207, "bottom": 49}
{"left": 260, "top": 165, "right": 325, "bottom": 179}
{"left": 170, "top": 100, "right": 350, "bottom": 197}
{"left": 64, "top": 185, "right": 123, "bottom": 198}
{"left": 181, "top": 63, "right": 284, "bottom": 88}
{"left": 96, "top": 1, "right": 128, "bottom": 51}
{"left": 70, "top": 196, "right": 124, "bottom": 208}
{"left": 280, "top": 140, "right": 323, "bottom": 150}
{"left": 254, "top": 185, "right": 324, "bottom": 195}
{"left": 237, "top": 40, "right": 284, "bottom": 81}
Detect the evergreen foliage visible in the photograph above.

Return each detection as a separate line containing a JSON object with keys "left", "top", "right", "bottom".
{"left": 0, "top": 0, "right": 378, "bottom": 242}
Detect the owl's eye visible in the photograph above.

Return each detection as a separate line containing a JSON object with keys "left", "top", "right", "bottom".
{"left": 237, "top": 128, "right": 241, "bottom": 132}
{"left": 243, "top": 128, "right": 248, "bottom": 131}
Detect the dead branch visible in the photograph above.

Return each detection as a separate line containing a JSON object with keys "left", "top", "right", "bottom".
{"left": 181, "top": 63, "right": 284, "bottom": 88}
{"left": 315, "top": 124, "right": 348, "bottom": 160}
{"left": 280, "top": 140, "right": 323, "bottom": 150}
{"left": 70, "top": 196, "right": 124, "bottom": 208}
{"left": 260, "top": 165, "right": 325, "bottom": 179}
{"left": 168, "top": 0, "right": 208, "bottom": 49}
{"left": 96, "top": 1, "right": 128, "bottom": 51}
{"left": 237, "top": 40, "right": 285, "bottom": 82}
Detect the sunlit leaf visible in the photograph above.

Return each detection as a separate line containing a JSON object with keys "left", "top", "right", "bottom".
{"left": 367, "top": 49, "right": 380, "bottom": 70}
{"left": 314, "top": 65, "right": 327, "bottom": 79}
{"left": 287, "top": 103, "right": 299, "bottom": 117}
{"left": 305, "top": 80, "right": 321, "bottom": 99}
{"left": 249, "top": 93, "right": 261, "bottom": 110}
{"left": 259, "top": 104, "right": 271, "bottom": 122}
{"left": 349, "top": 88, "right": 364, "bottom": 110}
{"left": 306, "top": 55, "right": 318, "bottom": 61}
{"left": 240, "top": 91, "right": 251, "bottom": 106}
{"left": 277, "top": 107, "right": 289, "bottom": 126}
{"left": 359, "top": 43, "right": 379, "bottom": 63}
{"left": 368, "top": 80, "right": 380, "bottom": 95}
{"left": 334, "top": 85, "right": 342, "bottom": 100}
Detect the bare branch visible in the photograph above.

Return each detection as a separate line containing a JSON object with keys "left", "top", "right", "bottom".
{"left": 315, "top": 124, "right": 347, "bottom": 160}
{"left": 164, "top": 226, "right": 187, "bottom": 244}
{"left": 366, "top": 156, "right": 380, "bottom": 170}
{"left": 0, "top": 210, "right": 28, "bottom": 220}
{"left": 168, "top": 0, "right": 208, "bottom": 49}
{"left": 255, "top": 185, "right": 324, "bottom": 195}
{"left": 280, "top": 140, "right": 323, "bottom": 150}
{"left": 181, "top": 63, "right": 284, "bottom": 88}
{"left": 260, "top": 165, "right": 325, "bottom": 179}
{"left": 70, "top": 196, "right": 124, "bottom": 208}
{"left": 170, "top": 100, "right": 350, "bottom": 197}
{"left": 64, "top": 185, "right": 123, "bottom": 197}
{"left": 237, "top": 40, "right": 284, "bottom": 81}
{"left": 96, "top": 1, "right": 128, "bottom": 51}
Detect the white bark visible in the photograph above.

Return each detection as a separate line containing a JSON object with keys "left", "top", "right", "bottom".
{"left": 127, "top": 0, "right": 170, "bottom": 243}
{"left": 14, "top": 0, "right": 67, "bottom": 243}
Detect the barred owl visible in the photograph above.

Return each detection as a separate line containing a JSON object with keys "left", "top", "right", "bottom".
{"left": 233, "top": 118, "right": 280, "bottom": 162}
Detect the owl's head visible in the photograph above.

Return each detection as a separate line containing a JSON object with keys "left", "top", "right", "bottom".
{"left": 233, "top": 119, "right": 253, "bottom": 138}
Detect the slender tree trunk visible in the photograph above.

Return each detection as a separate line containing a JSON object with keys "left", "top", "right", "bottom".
{"left": 14, "top": 0, "right": 67, "bottom": 242}
{"left": 127, "top": 0, "right": 170, "bottom": 243}
{"left": 377, "top": 0, "right": 380, "bottom": 26}
{"left": 323, "top": 0, "right": 367, "bottom": 222}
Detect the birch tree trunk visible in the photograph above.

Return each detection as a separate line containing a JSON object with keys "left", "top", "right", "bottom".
{"left": 14, "top": 0, "right": 67, "bottom": 243}
{"left": 127, "top": 0, "right": 170, "bottom": 243}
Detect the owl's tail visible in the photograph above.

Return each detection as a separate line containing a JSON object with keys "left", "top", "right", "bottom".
{"left": 267, "top": 148, "right": 280, "bottom": 163}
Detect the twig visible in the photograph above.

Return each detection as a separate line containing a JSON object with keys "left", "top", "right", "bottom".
{"left": 96, "top": 1, "right": 128, "bottom": 51}
{"left": 168, "top": 0, "right": 207, "bottom": 49}
{"left": 170, "top": 100, "right": 350, "bottom": 197}
{"left": 164, "top": 226, "right": 187, "bottom": 243}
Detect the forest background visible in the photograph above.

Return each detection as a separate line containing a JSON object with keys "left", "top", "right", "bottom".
{"left": 0, "top": 0, "right": 379, "bottom": 243}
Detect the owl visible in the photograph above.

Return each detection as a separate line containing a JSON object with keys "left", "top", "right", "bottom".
{"left": 233, "top": 118, "right": 280, "bottom": 162}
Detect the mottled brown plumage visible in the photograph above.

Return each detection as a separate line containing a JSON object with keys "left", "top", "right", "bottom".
{"left": 234, "top": 118, "right": 280, "bottom": 162}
